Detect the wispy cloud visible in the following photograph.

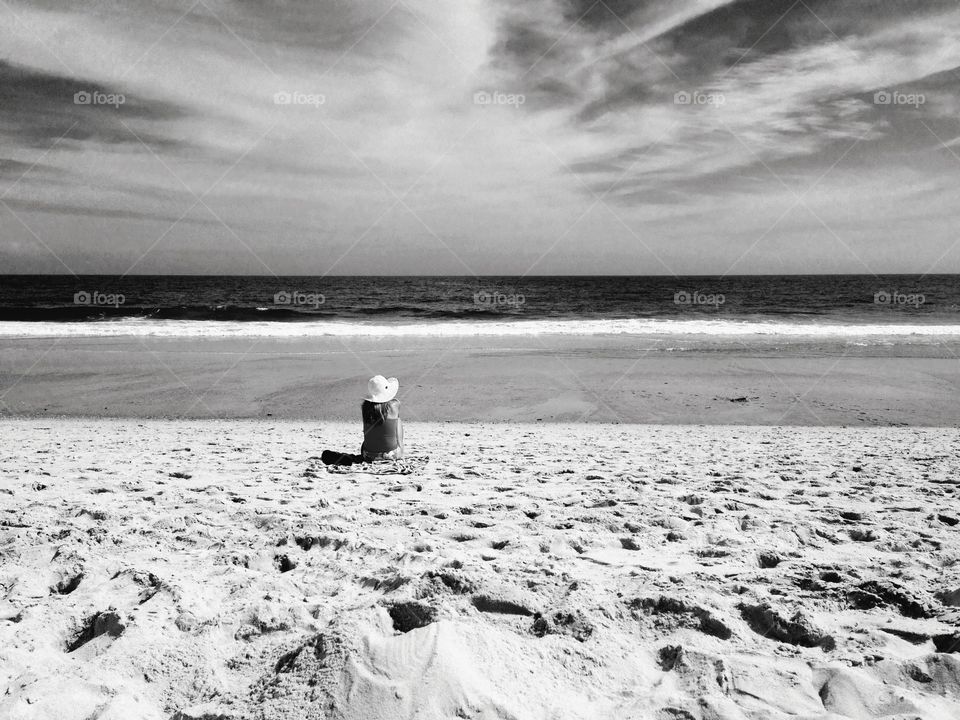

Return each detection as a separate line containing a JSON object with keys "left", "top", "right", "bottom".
{"left": 1, "top": 0, "right": 959, "bottom": 274}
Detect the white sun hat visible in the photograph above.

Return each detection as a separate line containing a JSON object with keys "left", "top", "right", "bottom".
{"left": 364, "top": 375, "right": 399, "bottom": 403}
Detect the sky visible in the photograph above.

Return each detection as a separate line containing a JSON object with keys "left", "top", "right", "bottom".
{"left": 1, "top": 0, "right": 960, "bottom": 276}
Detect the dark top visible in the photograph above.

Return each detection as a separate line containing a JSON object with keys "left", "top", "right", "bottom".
{"left": 361, "top": 399, "right": 401, "bottom": 455}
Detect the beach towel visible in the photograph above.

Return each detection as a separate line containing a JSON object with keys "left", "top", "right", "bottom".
{"left": 319, "top": 456, "right": 429, "bottom": 476}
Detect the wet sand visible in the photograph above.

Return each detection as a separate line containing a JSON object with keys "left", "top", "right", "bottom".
{"left": 1, "top": 419, "right": 958, "bottom": 719}
{"left": 2, "top": 334, "right": 960, "bottom": 424}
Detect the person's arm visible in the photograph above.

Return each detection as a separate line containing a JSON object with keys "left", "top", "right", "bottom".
{"left": 359, "top": 403, "right": 367, "bottom": 454}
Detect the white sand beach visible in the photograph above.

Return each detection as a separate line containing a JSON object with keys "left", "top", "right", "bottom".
{"left": 1, "top": 419, "right": 958, "bottom": 719}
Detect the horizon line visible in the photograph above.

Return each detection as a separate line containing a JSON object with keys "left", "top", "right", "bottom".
{"left": 2, "top": 272, "right": 959, "bottom": 279}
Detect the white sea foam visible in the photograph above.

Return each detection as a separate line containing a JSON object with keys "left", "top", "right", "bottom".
{"left": 1, "top": 318, "right": 959, "bottom": 339}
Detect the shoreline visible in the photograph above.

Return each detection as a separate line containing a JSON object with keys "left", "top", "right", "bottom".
{"left": 3, "top": 317, "right": 960, "bottom": 339}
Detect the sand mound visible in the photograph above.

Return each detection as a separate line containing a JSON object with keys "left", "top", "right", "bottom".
{"left": 817, "top": 654, "right": 960, "bottom": 719}
{"left": 254, "top": 614, "right": 613, "bottom": 720}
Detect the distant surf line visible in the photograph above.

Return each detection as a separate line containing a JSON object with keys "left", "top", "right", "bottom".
{"left": 2, "top": 318, "right": 960, "bottom": 339}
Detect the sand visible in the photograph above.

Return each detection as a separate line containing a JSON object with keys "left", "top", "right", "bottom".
{"left": 1, "top": 418, "right": 959, "bottom": 719}
{"left": 2, "top": 334, "right": 960, "bottom": 424}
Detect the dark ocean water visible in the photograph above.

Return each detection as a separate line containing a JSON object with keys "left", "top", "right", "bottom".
{"left": 0, "top": 275, "right": 956, "bottom": 323}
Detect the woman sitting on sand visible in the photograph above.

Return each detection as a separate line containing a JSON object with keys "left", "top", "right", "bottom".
{"left": 360, "top": 375, "right": 403, "bottom": 461}
{"left": 320, "top": 375, "right": 404, "bottom": 466}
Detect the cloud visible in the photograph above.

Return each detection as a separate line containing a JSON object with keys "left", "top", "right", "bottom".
{"left": 0, "top": 158, "right": 59, "bottom": 179}
{"left": 1, "top": 0, "right": 960, "bottom": 273}
{"left": 0, "top": 60, "right": 186, "bottom": 149}
{"left": 482, "top": 0, "right": 960, "bottom": 209}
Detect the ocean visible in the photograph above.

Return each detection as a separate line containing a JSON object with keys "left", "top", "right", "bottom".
{"left": 0, "top": 275, "right": 957, "bottom": 337}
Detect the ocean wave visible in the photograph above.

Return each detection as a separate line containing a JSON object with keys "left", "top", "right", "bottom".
{"left": 0, "top": 304, "right": 526, "bottom": 322}
{"left": 0, "top": 305, "right": 339, "bottom": 322}
{"left": 2, "top": 318, "right": 960, "bottom": 338}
